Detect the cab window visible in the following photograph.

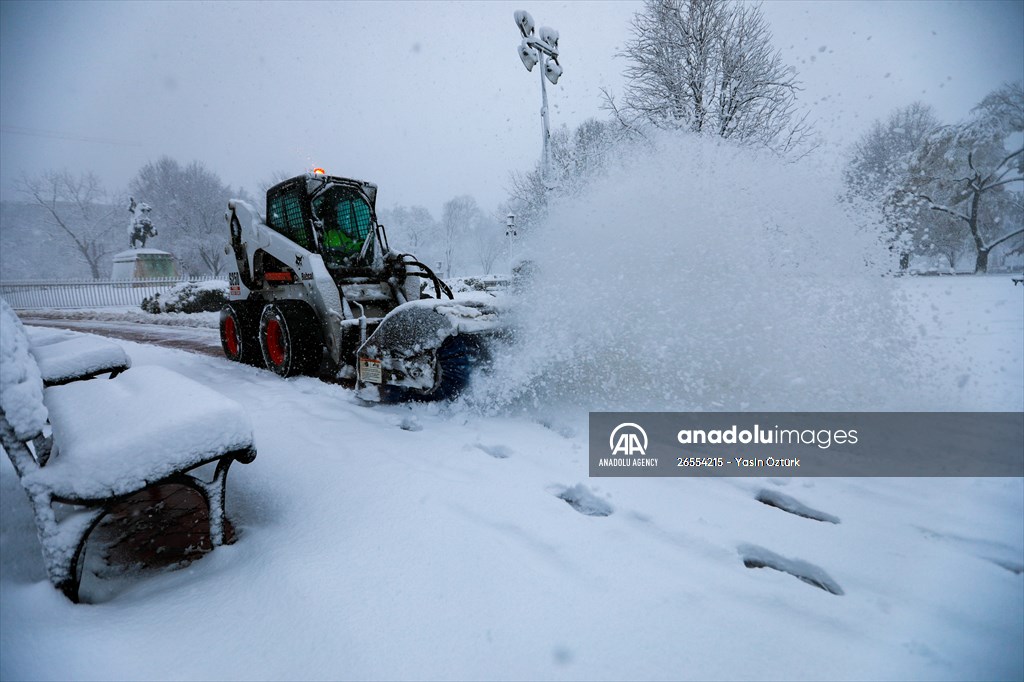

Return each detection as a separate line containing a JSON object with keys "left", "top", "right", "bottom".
{"left": 267, "top": 187, "right": 311, "bottom": 250}
{"left": 312, "top": 187, "right": 373, "bottom": 263}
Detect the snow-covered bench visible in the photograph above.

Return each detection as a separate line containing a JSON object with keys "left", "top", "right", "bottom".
{"left": 26, "top": 327, "right": 131, "bottom": 386}
{"left": 0, "top": 301, "right": 256, "bottom": 602}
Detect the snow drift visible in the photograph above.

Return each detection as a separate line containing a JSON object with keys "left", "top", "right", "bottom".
{"left": 477, "top": 132, "right": 924, "bottom": 412}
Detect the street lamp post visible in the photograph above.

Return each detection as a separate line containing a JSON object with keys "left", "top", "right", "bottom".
{"left": 505, "top": 212, "right": 517, "bottom": 267}
{"left": 514, "top": 10, "right": 562, "bottom": 188}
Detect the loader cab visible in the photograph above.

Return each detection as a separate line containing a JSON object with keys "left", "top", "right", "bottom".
{"left": 311, "top": 184, "right": 373, "bottom": 267}
{"left": 265, "top": 173, "right": 379, "bottom": 269}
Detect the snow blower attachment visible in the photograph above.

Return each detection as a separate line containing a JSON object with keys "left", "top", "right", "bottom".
{"left": 220, "top": 171, "right": 499, "bottom": 400}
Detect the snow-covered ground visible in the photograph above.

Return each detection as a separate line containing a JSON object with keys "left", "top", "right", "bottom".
{"left": 1, "top": 273, "right": 1021, "bottom": 681}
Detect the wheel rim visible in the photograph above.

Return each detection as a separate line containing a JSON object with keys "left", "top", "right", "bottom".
{"left": 224, "top": 315, "right": 239, "bottom": 357}
{"left": 265, "top": 317, "right": 286, "bottom": 367}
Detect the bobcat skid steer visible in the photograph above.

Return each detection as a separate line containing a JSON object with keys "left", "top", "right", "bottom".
{"left": 220, "top": 170, "right": 500, "bottom": 401}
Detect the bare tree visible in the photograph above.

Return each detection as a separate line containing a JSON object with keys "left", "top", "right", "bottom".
{"left": 506, "top": 168, "right": 549, "bottom": 233}
{"left": 473, "top": 213, "right": 505, "bottom": 274}
{"left": 606, "top": 0, "right": 814, "bottom": 155}
{"left": 130, "top": 157, "right": 247, "bottom": 276}
{"left": 976, "top": 81, "right": 1024, "bottom": 133}
{"left": 378, "top": 205, "right": 440, "bottom": 257}
{"left": 16, "top": 170, "right": 120, "bottom": 279}
{"left": 913, "top": 83, "right": 1024, "bottom": 273}
{"left": 919, "top": 224, "right": 972, "bottom": 270}
{"left": 507, "top": 118, "right": 622, "bottom": 232}
{"left": 440, "top": 196, "right": 480, "bottom": 277}
{"left": 845, "top": 103, "right": 939, "bottom": 199}
{"left": 844, "top": 102, "right": 944, "bottom": 269}
{"left": 257, "top": 170, "right": 294, "bottom": 198}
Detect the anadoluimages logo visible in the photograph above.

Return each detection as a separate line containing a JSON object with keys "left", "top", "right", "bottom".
{"left": 610, "top": 422, "right": 648, "bottom": 456}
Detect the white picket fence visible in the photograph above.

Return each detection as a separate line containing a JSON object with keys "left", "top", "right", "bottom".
{"left": 0, "top": 276, "right": 220, "bottom": 310}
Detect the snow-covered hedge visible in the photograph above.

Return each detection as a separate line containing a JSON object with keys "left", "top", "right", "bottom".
{"left": 141, "top": 280, "right": 228, "bottom": 314}
{"left": 448, "top": 275, "right": 511, "bottom": 295}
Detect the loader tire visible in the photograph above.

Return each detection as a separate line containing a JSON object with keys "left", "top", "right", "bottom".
{"left": 258, "top": 302, "right": 323, "bottom": 377}
{"left": 220, "top": 303, "right": 262, "bottom": 366}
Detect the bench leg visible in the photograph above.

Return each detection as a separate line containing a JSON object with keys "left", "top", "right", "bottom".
{"left": 9, "top": 447, "right": 251, "bottom": 602}
{"left": 205, "top": 457, "right": 235, "bottom": 546}
{"left": 172, "top": 457, "right": 236, "bottom": 547}
{"left": 29, "top": 495, "right": 106, "bottom": 604}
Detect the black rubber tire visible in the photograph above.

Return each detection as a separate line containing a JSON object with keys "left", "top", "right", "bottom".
{"left": 220, "top": 303, "right": 262, "bottom": 366}
{"left": 258, "top": 302, "right": 323, "bottom": 377}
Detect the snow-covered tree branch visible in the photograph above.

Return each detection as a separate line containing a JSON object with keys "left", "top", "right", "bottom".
{"left": 604, "top": 0, "right": 815, "bottom": 156}
{"left": 911, "top": 82, "right": 1024, "bottom": 272}
{"left": 846, "top": 83, "right": 1024, "bottom": 272}
{"left": 844, "top": 103, "right": 952, "bottom": 269}
{"left": 506, "top": 118, "right": 623, "bottom": 232}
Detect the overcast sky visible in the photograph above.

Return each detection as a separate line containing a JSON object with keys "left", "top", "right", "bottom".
{"left": 1, "top": 0, "right": 1022, "bottom": 217}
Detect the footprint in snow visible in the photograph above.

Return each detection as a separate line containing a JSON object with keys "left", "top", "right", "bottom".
{"left": 398, "top": 416, "right": 422, "bottom": 432}
{"left": 537, "top": 419, "right": 577, "bottom": 439}
{"left": 738, "top": 543, "right": 844, "bottom": 595}
{"left": 553, "top": 483, "right": 613, "bottom": 517}
{"left": 756, "top": 488, "right": 840, "bottom": 524}
{"left": 475, "top": 443, "right": 512, "bottom": 459}
{"left": 918, "top": 526, "right": 1024, "bottom": 575}
{"left": 552, "top": 645, "right": 574, "bottom": 665}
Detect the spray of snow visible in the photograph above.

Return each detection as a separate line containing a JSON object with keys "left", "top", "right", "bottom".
{"left": 474, "top": 131, "right": 928, "bottom": 412}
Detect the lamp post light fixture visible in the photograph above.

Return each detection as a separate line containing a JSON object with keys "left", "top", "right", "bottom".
{"left": 514, "top": 9, "right": 562, "bottom": 187}
{"left": 505, "top": 212, "right": 517, "bottom": 266}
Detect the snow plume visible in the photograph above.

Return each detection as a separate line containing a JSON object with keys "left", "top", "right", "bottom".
{"left": 474, "top": 131, "right": 926, "bottom": 412}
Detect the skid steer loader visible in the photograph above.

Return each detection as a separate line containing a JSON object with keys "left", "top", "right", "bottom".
{"left": 219, "top": 170, "right": 500, "bottom": 400}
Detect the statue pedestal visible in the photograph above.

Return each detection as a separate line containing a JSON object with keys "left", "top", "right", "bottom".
{"left": 111, "top": 249, "right": 179, "bottom": 281}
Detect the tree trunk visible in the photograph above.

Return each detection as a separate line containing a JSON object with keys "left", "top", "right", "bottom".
{"left": 80, "top": 245, "right": 104, "bottom": 280}
{"left": 974, "top": 248, "right": 989, "bottom": 274}
{"left": 967, "top": 187, "right": 987, "bottom": 274}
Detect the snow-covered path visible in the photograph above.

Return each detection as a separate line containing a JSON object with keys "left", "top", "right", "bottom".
{"left": 17, "top": 316, "right": 222, "bottom": 357}
{"left": 1, "top": 275, "right": 1022, "bottom": 680}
